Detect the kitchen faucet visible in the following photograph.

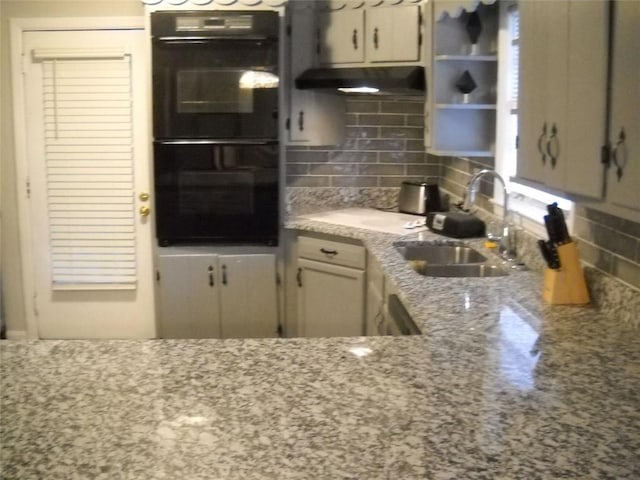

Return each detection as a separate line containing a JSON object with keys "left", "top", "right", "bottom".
{"left": 462, "top": 169, "right": 515, "bottom": 260}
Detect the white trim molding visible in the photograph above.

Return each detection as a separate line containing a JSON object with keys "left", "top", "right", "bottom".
{"left": 5, "top": 331, "right": 29, "bottom": 341}
{"left": 141, "top": 0, "right": 287, "bottom": 6}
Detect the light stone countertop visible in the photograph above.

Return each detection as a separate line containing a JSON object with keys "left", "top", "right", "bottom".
{"left": 1, "top": 210, "right": 639, "bottom": 479}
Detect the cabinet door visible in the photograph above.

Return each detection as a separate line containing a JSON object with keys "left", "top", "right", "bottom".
{"left": 518, "top": 0, "right": 555, "bottom": 185}
{"left": 317, "top": 9, "right": 364, "bottom": 65}
{"left": 541, "top": 0, "right": 569, "bottom": 191}
{"left": 518, "top": 0, "right": 608, "bottom": 198}
{"left": 297, "top": 258, "right": 365, "bottom": 337}
{"left": 218, "top": 254, "right": 279, "bottom": 338}
{"left": 287, "top": 4, "right": 346, "bottom": 145}
{"left": 365, "top": 280, "right": 384, "bottom": 336}
{"left": 607, "top": 0, "right": 640, "bottom": 211}
{"left": 367, "top": 6, "right": 421, "bottom": 63}
{"left": 365, "top": 254, "right": 385, "bottom": 336}
{"left": 288, "top": 93, "right": 346, "bottom": 145}
{"left": 156, "top": 255, "right": 221, "bottom": 339}
{"left": 561, "top": 0, "right": 608, "bottom": 197}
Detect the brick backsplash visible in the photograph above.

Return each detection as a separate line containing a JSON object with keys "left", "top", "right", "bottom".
{"left": 574, "top": 206, "right": 640, "bottom": 290}
{"left": 286, "top": 96, "right": 440, "bottom": 189}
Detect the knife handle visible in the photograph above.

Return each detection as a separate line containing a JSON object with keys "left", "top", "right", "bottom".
{"left": 548, "top": 241, "right": 561, "bottom": 269}
{"left": 538, "top": 239, "right": 560, "bottom": 269}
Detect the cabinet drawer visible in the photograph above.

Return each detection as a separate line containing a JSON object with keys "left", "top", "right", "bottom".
{"left": 298, "top": 236, "right": 365, "bottom": 269}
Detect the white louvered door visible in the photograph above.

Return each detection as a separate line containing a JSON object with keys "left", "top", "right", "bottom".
{"left": 23, "top": 29, "right": 155, "bottom": 338}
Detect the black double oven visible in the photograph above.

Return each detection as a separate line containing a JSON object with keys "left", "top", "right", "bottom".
{"left": 151, "top": 10, "right": 280, "bottom": 246}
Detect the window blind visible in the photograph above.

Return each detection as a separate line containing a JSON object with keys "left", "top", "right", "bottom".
{"left": 41, "top": 55, "right": 137, "bottom": 289}
{"left": 509, "top": 6, "right": 519, "bottom": 111}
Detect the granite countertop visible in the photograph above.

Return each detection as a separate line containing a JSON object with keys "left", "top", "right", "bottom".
{"left": 1, "top": 210, "right": 639, "bottom": 479}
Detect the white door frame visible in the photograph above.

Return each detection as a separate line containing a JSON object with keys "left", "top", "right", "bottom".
{"left": 10, "top": 17, "right": 147, "bottom": 339}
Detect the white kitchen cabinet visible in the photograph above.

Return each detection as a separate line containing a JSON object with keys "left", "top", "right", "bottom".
{"left": 365, "top": 253, "right": 385, "bottom": 336}
{"left": 286, "top": 2, "right": 345, "bottom": 146}
{"left": 296, "top": 235, "right": 365, "bottom": 337}
{"left": 317, "top": 4, "right": 423, "bottom": 66}
{"left": 157, "top": 253, "right": 279, "bottom": 339}
{"left": 516, "top": 0, "right": 609, "bottom": 199}
{"left": 156, "top": 254, "right": 221, "bottom": 339}
{"left": 606, "top": 0, "right": 640, "bottom": 211}
{"left": 366, "top": 6, "right": 422, "bottom": 63}
{"left": 318, "top": 8, "right": 364, "bottom": 65}
{"left": 427, "top": 1, "right": 498, "bottom": 156}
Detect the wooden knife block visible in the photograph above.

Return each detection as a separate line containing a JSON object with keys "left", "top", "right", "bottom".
{"left": 542, "top": 241, "right": 590, "bottom": 305}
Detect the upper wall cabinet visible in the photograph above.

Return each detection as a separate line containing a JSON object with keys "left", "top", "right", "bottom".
{"left": 285, "top": 2, "right": 346, "bottom": 146}
{"left": 316, "top": 2, "right": 423, "bottom": 66}
{"left": 426, "top": 1, "right": 498, "bottom": 156}
{"left": 516, "top": 0, "right": 609, "bottom": 199}
{"left": 606, "top": 0, "right": 640, "bottom": 212}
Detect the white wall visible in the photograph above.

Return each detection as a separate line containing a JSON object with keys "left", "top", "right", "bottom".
{"left": 0, "top": 0, "right": 145, "bottom": 337}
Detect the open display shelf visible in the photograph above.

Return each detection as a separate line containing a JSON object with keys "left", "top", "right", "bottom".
{"left": 428, "top": 1, "right": 498, "bottom": 157}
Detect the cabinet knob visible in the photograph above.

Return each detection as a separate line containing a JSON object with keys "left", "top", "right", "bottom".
{"left": 139, "top": 205, "right": 150, "bottom": 217}
{"left": 612, "top": 128, "right": 627, "bottom": 181}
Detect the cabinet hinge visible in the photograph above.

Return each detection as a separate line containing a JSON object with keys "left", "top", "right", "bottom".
{"left": 277, "top": 324, "right": 283, "bottom": 337}
{"left": 156, "top": 270, "right": 161, "bottom": 282}
{"left": 26, "top": 177, "right": 31, "bottom": 199}
{"left": 286, "top": 23, "right": 292, "bottom": 37}
{"left": 276, "top": 272, "right": 282, "bottom": 286}
{"left": 515, "top": 134, "right": 519, "bottom": 149}
{"left": 285, "top": 117, "right": 290, "bottom": 131}
{"left": 600, "top": 143, "right": 611, "bottom": 166}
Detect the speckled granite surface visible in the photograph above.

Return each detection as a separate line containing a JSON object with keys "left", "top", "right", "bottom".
{"left": 2, "top": 211, "right": 639, "bottom": 479}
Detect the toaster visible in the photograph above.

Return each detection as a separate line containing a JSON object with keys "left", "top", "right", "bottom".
{"left": 398, "top": 181, "right": 444, "bottom": 215}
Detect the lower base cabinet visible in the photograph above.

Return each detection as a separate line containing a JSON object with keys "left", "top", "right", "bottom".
{"left": 365, "top": 254, "right": 386, "bottom": 336}
{"left": 296, "top": 235, "right": 365, "bottom": 337}
{"left": 156, "top": 253, "right": 279, "bottom": 339}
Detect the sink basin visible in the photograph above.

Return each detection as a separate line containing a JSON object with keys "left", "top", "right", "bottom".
{"left": 408, "top": 263, "right": 508, "bottom": 277}
{"left": 396, "top": 243, "right": 487, "bottom": 264}
{"left": 394, "top": 240, "right": 508, "bottom": 277}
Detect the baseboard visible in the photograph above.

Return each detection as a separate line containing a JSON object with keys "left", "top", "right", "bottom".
{"left": 5, "top": 330, "right": 28, "bottom": 341}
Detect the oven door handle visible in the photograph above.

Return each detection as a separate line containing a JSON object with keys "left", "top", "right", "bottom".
{"left": 154, "top": 139, "right": 278, "bottom": 146}
{"left": 154, "top": 36, "right": 277, "bottom": 45}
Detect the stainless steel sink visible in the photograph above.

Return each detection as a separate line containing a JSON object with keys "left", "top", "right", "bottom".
{"left": 396, "top": 243, "right": 487, "bottom": 264}
{"left": 394, "top": 240, "right": 508, "bottom": 277}
{"left": 407, "top": 262, "right": 507, "bottom": 277}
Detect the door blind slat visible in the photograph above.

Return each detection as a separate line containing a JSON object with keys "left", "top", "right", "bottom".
{"left": 41, "top": 55, "right": 137, "bottom": 289}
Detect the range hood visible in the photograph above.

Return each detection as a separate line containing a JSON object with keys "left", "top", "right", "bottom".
{"left": 295, "top": 66, "right": 426, "bottom": 95}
